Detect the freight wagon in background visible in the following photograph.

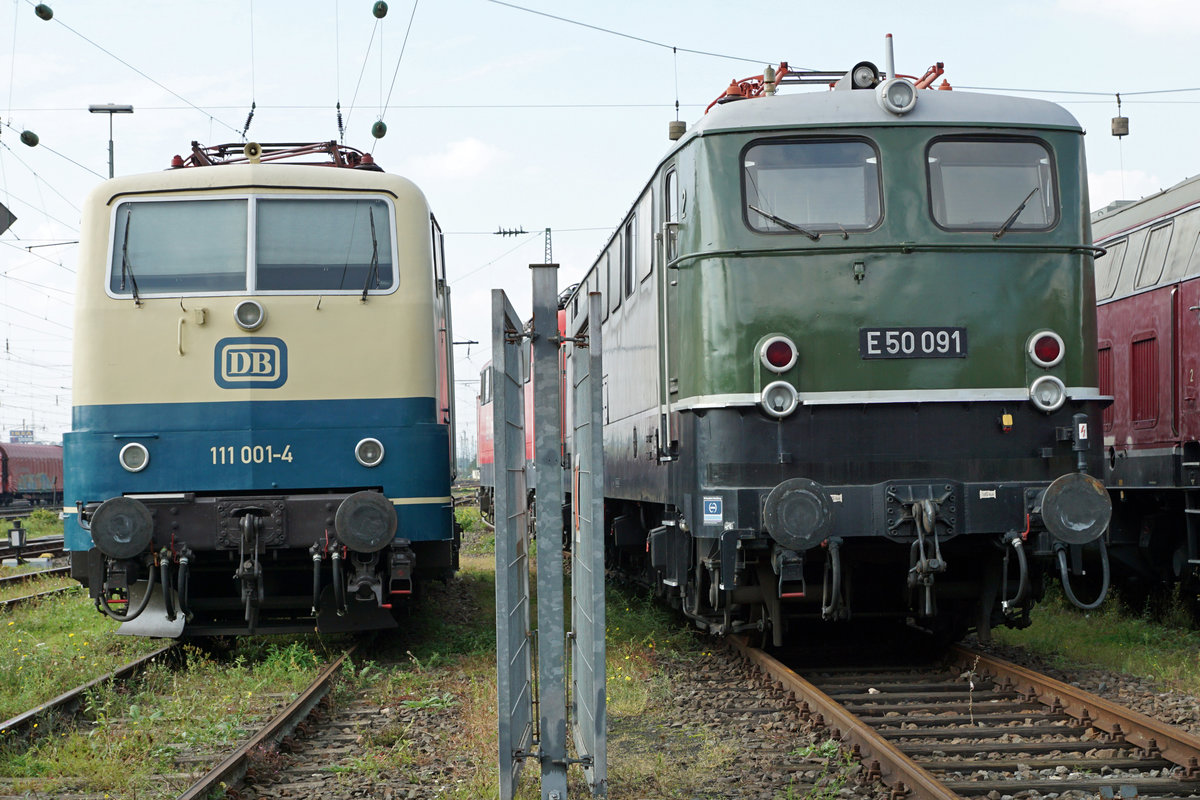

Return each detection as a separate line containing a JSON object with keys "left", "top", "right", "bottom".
{"left": 0, "top": 443, "right": 63, "bottom": 506}
{"left": 1092, "top": 175, "right": 1200, "bottom": 617}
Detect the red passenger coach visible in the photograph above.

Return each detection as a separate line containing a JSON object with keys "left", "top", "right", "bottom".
{"left": 1092, "top": 175, "right": 1200, "bottom": 615}
{"left": 0, "top": 443, "right": 63, "bottom": 506}
{"left": 475, "top": 307, "right": 568, "bottom": 527}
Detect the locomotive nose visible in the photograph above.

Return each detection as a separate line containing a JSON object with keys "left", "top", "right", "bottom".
{"left": 762, "top": 477, "right": 835, "bottom": 552}
{"left": 1040, "top": 472, "right": 1112, "bottom": 545}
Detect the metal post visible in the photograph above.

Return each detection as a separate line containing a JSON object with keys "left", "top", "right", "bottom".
{"left": 88, "top": 104, "right": 134, "bottom": 179}
{"left": 494, "top": 289, "right": 534, "bottom": 800}
{"left": 570, "top": 291, "right": 607, "bottom": 796}
{"left": 530, "top": 263, "right": 568, "bottom": 799}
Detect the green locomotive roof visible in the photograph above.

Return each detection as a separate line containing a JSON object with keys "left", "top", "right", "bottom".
{"left": 684, "top": 87, "right": 1083, "bottom": 142}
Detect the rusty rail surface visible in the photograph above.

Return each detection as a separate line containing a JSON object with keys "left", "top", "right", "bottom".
{"left": 733, "top": 636, "right": 1200, "bottom": 799}
{"left": 177, "top": 647, "right": 356, "bottom": 800}
{"left": 0, "top": 565, "right": 71, "bottom": 588}
{"left": 0, "top": 583, "right": 80, "bottom": 610}
{"left": 951, "top": 644, "right": 1200, "bottom": 778}
{"left": 730, "top": 636, "right": 959, "bottom": 800}
{"left": 0, "top": 643, "right": 177, "bottom": 736}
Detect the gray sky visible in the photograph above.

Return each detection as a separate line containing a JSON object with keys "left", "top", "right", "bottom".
{"left": 3, "top": 0, "right": 1198, "bottom": 447}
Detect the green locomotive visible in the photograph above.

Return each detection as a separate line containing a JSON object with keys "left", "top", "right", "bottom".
{"left": 563, "top": 52, "right": 1111, "bottom": 644}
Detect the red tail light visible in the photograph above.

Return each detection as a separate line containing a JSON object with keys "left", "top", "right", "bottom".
{"left": 761, "top": 336, "right": 798, "bottom": 372}
{"left": 1029, "top": 331, "right": 1064, "bottom": 368}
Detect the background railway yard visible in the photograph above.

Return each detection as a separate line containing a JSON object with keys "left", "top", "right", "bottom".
{"left": 0, "top": 505, "right": 1197, "bottom": 800}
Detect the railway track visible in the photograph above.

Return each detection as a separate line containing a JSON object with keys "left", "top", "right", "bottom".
{"left": 0, "top": 535, "right": 65, "bottom": 561}
{"left": 0, "top": 644, "right": 177, "bottom": 739}
{"left": 178, "top": 648, "right": 354, "bottom": 800}
{"left": 0, "top": 565, "right": 71, "bottom": 588}
{"left": 0, "top": 583, "right": 80, "bottom": 610}
{"left": 0, "top": 645, "right": 350, "bottom": 800}
{"left": 732, "top": 636, "right": 1200, "bottom": 800}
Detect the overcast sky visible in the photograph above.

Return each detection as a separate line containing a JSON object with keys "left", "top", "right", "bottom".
{"left": 3, "top": 0, "right": 1199, "bottom": 448}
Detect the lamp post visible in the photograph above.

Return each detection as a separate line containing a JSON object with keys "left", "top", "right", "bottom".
{"left": 88, "top": 103, "right": 134, "bottom": 178}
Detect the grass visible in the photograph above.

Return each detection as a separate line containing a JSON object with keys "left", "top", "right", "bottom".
{"left": 0, "top": 574, "right": 80, "bottom": 603}
{"left": 0, "top": 593, "right": 164, "bottom": 723}
{"left": 992, "top": 582, "right": 1200, "bottom": 694}
{"left": 0, "top": 635, "right": 333, "bottom": 797}
{"left": 1, "top": 508, "right": 64, "bottom": 543}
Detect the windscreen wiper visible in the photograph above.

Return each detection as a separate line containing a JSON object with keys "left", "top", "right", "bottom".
{"left": 993, "top": 186, "right": 1040, "bottom": 240}
{"left": 748, "top": 204, "right": 820, "bottom": 241}
{"left": 120, "top": 207, "right": 142, "bottom": 306}
{"left": 361, "top": 207, "right": 380, "bottom": 301}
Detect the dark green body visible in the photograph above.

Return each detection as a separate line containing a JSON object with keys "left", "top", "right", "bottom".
{"left": 565, "top": 87, "right": 1108, "bottom": 641}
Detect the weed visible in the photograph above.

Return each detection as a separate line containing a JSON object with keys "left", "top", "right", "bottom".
{"left": 400, "top": 691, "right": 457, "bottom": 710}
{"left": 994, "top": 583, "right": 1200, "bottom": 694}
{"left": 784, "top": 738, "right": 855, "bottom": 800}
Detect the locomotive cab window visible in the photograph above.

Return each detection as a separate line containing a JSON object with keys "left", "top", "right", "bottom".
{"left": 742, "top": 138, "right": 882, "bottom": 234}
{"left": 109, "top": 199, "right": 248, "bottom": 294}
{"left": 256, "top": 198, "right": 394, "bottom": 291}
{"left": 108, "top": 195, "right": 397, "bottom": 297}
{"left": 926, "top": 137, "right": 1058, "bottom": 232}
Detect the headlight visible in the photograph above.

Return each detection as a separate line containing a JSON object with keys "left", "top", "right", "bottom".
{"left": 761, "top": 381, "right": 799, "bottom": 418}
{"left": 1030, "top": 375, "right": 1066, "bottom": 412}
{"left": 355, "top": 437, "right": 385, "bottom": 467}
{"left": 119, "top": 442, "right": 149, "bottom": 473}
{"left": 234, "top": 299, "right": 266, "bottom": 331}
{"left": 876, "top": 78, "right": 917, "bottom": 115}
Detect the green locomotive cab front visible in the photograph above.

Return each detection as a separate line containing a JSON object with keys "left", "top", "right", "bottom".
{"left": 592, "top": 70, "right": 1110, "bottom": 645}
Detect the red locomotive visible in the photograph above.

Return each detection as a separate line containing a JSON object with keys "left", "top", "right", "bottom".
{"left": 1093, "top": 174, "right": 1200, "bottom": 616}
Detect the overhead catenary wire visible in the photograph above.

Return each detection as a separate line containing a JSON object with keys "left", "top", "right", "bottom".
{"left": 0, "top": 121, "right": 104, "bottom": 181}
{"left": 22, "top": 0, "right": 243, "bottom": 137}
{"left": 485, "top": 0, "right": 777, "bottom": 67}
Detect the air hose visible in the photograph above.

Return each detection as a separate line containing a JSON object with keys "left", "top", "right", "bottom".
{"left": 96, "top": 557, "right": 158, "bottom": 623}
{"left": 160, "top": 549, "right": 176, "bottom": 622}
{"left": 1000, "top": 533, "right": 1030, "bottom": 611}
{"left": 820, "top": 538, "right": 843, "bottom": 620}
{"left": 1057, "top": 539, "right": 1110, "bottom": 611}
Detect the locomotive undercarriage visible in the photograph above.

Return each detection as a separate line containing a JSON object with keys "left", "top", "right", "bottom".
{"left": 70, "top": 490, "right": 458, "bottom": 636}
{"left": 604, "top": 401, "right": 1112, "bottom": 646}
{"left": 608, "top": 496, "right": 1053, "bottom": 647}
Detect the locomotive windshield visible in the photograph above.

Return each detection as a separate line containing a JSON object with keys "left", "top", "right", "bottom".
{"left": 743, "top": 139, "right": 881, "bottom": 234}
{"left": 926, "top": 137, "right": 1058, "bottom": 232}
{"left": 108, "top": 196, "right": 396, "bottom": 296}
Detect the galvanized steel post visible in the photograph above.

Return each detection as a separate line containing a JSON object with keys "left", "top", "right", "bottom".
{"left": 531, "top": 264, "right": 569, "bottom": 799}
{"left": 569, "top": 291, "right": 607, "bottom": 795}
{"left": 494, "top": 289, "right": 533, "bottom": 800}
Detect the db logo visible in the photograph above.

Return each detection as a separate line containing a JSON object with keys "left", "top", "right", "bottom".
{"left": 214, "top": 337, "right": 288, "bottom": 389}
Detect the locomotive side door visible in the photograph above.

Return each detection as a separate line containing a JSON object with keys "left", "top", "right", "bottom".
{"left": 432, "top": 214, "right": 457, "bottom": 479}
{"left": 1179, "top": 270, "right": 1200, "bottom": 443}
{"left": 657, "top": 166, "right": 680, "bottom": 460}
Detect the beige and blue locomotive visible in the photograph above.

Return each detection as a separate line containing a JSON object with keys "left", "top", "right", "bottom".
{"left": 64, "top": 142, "right": 457, "bottom": 636}
{"left": 563, "top": 56, "right": 1112, "bottom": 644}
